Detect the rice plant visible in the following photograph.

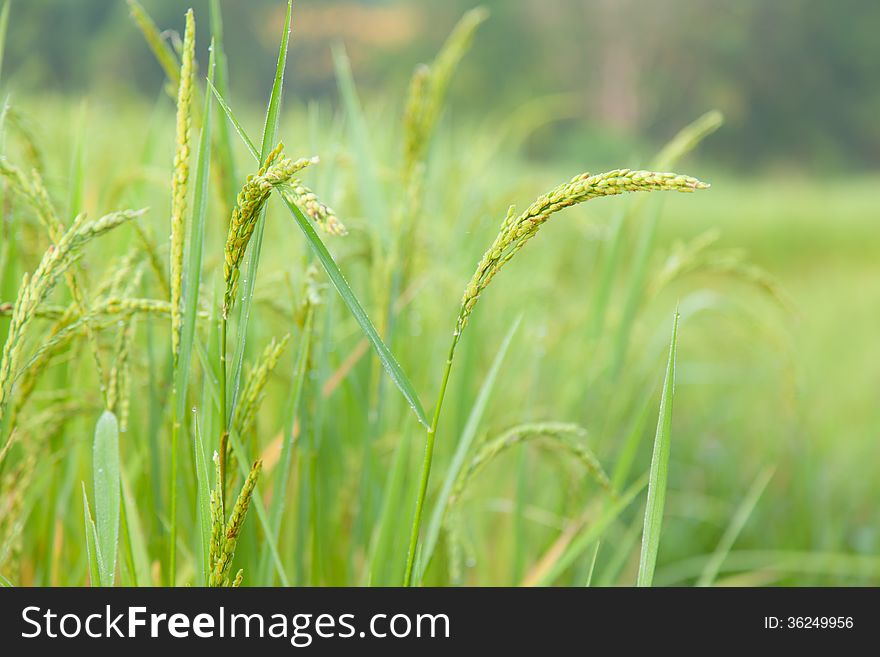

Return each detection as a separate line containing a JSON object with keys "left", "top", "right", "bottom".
{"left": 1, "top": 0, "right": 868, "bottom": 589}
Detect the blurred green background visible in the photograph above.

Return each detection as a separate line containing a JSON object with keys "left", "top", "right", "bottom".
{"left": 1, "top": 1, "right": 878, "bottom": 586}
{"left": 8, "top": 0, "right": 880, "bottom": 171}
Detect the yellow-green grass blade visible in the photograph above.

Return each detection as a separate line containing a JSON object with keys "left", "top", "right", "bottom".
{"left": 211, "top": 85, "right": 430, "bottom": 428}
{"left": 67, "top": 102, "right": 86, "bottom": 221}
{"left": 192, "top": 410, "right": 212, "bottom": 586}
{"left": 0, "top": 1, "right": 10, "bottom": 85}
{"left": 126, "top": 0, "right": 179, "bottom": 89}
{"left": 637, "top": 310, "right": 679, "bottom": 587}
{"left": 537, "top": 475, "right": 647, "bottom": 586}
{"left": 81, "top": 483, "right": 102, "bottom": 587}
{"left": 93, "top": 410, "right": 120, "bottom": 587}
{"left": 175, "top": 43, "right": 215, "bottom": 419}
{"left": 417, "top": 315, "right": 522, "bottom": 582}
{"left": 657, "top": 550, "right": 880, "bottom": 586}
{"left": 366, "top": 431, "right": 412, "bottom": 586}
{"left": 584, "top": 541, "right": 601, "bottom": 587}
{"left": 209, "top": 0, "right": 238, "bottom": 210}
{"left": 697, "top": 466, "right": 775, "bottom": 587}
{"left": 120, "top": 470, "right": 151, "bottom": 587}
{"left": 260, "top": 306, "right": 314, "bottom": 583}
{"left": 331, "top": 43, "right": 389, "bottom": 240}
{"left": 609, "top": 113, "right": 721, "bottom": 376}
{"left": 229, "top": 0, "right": 292, "bottom": 420}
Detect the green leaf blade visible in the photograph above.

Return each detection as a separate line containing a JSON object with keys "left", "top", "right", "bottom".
{"left": 93, "top": 410, "right": 121, "bottom": 587}
{"left": 637, "top": 310, "right": 680, "bottom": 587}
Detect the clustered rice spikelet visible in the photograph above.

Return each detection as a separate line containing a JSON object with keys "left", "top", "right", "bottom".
{"left": 222, "top": 143, "right": 315, "bottom": 318}
{"left": 232, "top": 334, "right": 291, "bottom": 439}
{"left": 456, "top": 169, "right": 710, "bottom": 335}
{"left": 170, "top": 8, "right": 195, "bottom": 363}
{"left": 209, "top": 459, "right": 262, "bottom": 587}
{"left": 280, "top": 180, "right": 346, "bottom": 236}
{"left": 0, "top": 209, "right": 145, "bottom": 426}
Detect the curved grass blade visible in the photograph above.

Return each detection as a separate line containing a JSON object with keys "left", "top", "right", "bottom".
{"left": 331, "top": 43, "right": 388, "bottom": 238}
{"left": 120, "top": 471, "right": 151, "bottom": 587}
{"left": 260, "top": 306, "right": 313, "bottom": 583}
{"left": 211, "top": 85, "right": 430, "bottom": 428}
{"left": 81, "top": 483, "right": 102, "bottom": 587}
{"left": 697, "top": 466, "right": 775, "bottom": 587}
{"left": 192, "top": 409, "right": 212, "bottom": 585}
{"left": 533, "top": 475, "right": 647, "bottom": 586}
{"left": 584, "top": 541, "right": 601, "bottom": 587}
{"left": 93, "top": 410, "right": 120, "bottom": 587}
{"left": 366, "top": 428, "right": 412, "bottom": 586}
{"left": 0, "top": 1, "right": 11, "bottom": 85}
{"left": 636, "top": 310, "right": 679, "bottom": 587}
{"left": 209, "top": 0, "right": 238, "bottom": 207}
{"left": 126, "top": 0, "right": 180, "bottom": 88}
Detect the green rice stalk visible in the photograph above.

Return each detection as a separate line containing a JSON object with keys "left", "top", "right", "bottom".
{"left": 403, "top": 168, "right": 708, "bottom": 585}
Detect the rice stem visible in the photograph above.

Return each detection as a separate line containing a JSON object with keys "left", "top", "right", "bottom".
{"left": 403, "top": 334, "right": 458, "bottom": 586}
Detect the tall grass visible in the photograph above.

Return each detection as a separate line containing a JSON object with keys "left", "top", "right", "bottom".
{"left": 1, "top": 1, "right": 867, "bottom": 589}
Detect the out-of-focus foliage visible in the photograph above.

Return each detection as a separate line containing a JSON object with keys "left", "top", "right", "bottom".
{"left": 5, "top": 0, "right": 879, "bottom": 172}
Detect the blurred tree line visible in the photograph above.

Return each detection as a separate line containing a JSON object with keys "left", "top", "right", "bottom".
{"left": 5, "top": 0, "right": 879, "bottom": 172}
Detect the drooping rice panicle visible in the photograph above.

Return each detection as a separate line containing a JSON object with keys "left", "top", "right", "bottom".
{"left": 447, "top": 423, "right": 613, "bottom": 509}
{"left": 402, "top": 7, "right": 488, "bottom": 179}
{"left": 107, "top": 314, "right": 137, "bottom": 433}
{"left": 133, "top": 222, "right": 171, "bottom": 296}
{"left": 0, "top": 208, "right": 145, "bottom": 426}
{"left": 126, "top": 0, "right": 181, "bottom": 90}
{"left": 9, "top": 295, "right": 200, "bottom": 421}
{"left": 401, "top": 64, "right": 431, "bottom": 180}
{"left": 441, "top": 423, "right": 611, "bottom": 582}
{"left": 456, "top": 170, "right": 711, "bottom": 334}
{"left": 5, "top": 108, "right": 46, "bottom": 173}
{"left": 232, "top": 334, "right": 290, "bottom": 439}
{"left": 170, "top": 8, "right": 195, "bottom": 364}
{"left": 404, "top": 168, "right": 708, "bottom": 586}
{"left": 222, "top": 144, "right": 315, "bottom": 318}
{"left": 0, "top": 161, "right": 104, "bottom": 369}
{"left": 279, "top": 180, "right": 346, "bottom": 236}
{"left": 210, "top": 459, "right": 262, "bottom": 587}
